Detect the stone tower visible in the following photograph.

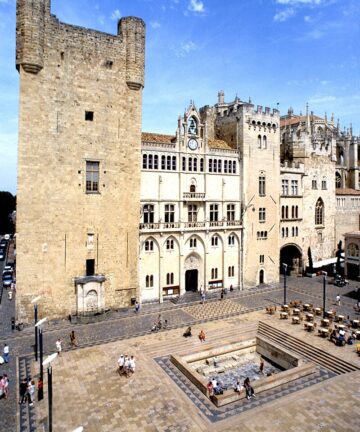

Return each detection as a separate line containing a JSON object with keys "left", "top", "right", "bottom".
{"left": 16, "top": 0, "right": 145, "bottom": 321}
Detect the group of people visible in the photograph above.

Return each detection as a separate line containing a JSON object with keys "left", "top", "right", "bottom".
{"left": 117, "top": 354, "right": 136, "bottom": 377}
{"left": 207, "top": 376, "right": 256, "bottom": 400}
{"left": 329, "top": 328, "right": 356, "bottom": 346}
{"left": 19, "top": 377, "right": 36, "bottom": 406}
{"left": 182, "top": 326, "right": 206, "bottom": 342}
{"left": 151, "top": 315, "right": 168, "bottom": 332}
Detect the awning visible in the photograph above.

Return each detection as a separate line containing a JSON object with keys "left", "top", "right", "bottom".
{"left": 312, "top": 257, "right": 343, "bottom": 269}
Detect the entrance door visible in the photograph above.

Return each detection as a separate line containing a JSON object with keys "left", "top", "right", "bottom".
{"left": 185, "top": 269, "right": 198, "bottom": 292}
{"left": 259, "top": 269, "right": 264, "bottom": 284}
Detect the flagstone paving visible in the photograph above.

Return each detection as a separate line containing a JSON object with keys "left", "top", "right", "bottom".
{"left": 32, "top": 311, "right": 360, "bottom": 432}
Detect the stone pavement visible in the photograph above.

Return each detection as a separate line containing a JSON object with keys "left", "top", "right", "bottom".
{"left": 1, "top": 275, "right": 360, "bottom": 431}
{"left": 32, "top": 311, "right": 360, "bottom": 432}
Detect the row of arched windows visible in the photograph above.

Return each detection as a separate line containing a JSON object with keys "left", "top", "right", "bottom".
{"left": 281, "top": 227, "right": 299, "bottom": 238}
{"left": 182, "top": 156, "right": 204, "bottom": 172}
{"left": 281, "top": 205, "right": 299, "bottom": 219}
{"left": 143, "top": 233, "right": 238, "bottom": 252}
{"left": 209, "top": 159, "right": 236, "bottom": 174}
{"left": 143, "top": 154, "right": 176, "bottom": 171}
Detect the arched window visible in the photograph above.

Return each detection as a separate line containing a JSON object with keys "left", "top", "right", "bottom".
{"left": 142, "top": 154, "right": 147, "bottom": 169}
{"left": 148, "top": 154, "right": 153, "bottom": 169}
{"left": 193, "top": 158, "right": 198, "bottom": 171}
{"left": 144, "top": 240, "right": 154, "bottom": 251}
{"left": 162, "top": 155, "right": 166, "bottom": 170}
{"left": 259, "top": 174, "right": 266, "bottom": 196}
{"left": 335, "top": 172, "right": 341, "bottom": 189}
{"left": 258, "top": 135, "right": 262, "bottom": 148}
{"left": 315, "top": 198, "right": 324, "bottom": 225}
{"left": 263, "top": 135, "right": 267, "bottom": 149}
{"left": 232, "top": 161, "right": 236, "bottom": 173}
{"left": 154, "top": 155, "right": 159, "bottom": 170}
{"left": 172, "top": 156, "right": 176, "bottom": 170}
{"left": 200, "top": 158, "right": 204, "bottom": 172}
{"left": 347, "top": 243, "right": 359, "bottom": 257}
{"left": 211, "top": 235, "right": 219, "bottom": 246}
{"left": 166, "top": 156, "right": 171, "bottom": 170}
{"left": 190, "top": 184, "right": 196, "bottom": 193}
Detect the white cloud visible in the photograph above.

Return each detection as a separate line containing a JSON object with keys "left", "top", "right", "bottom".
{"left": 150, "top": 21, "right": 161, "bottom": 29}
{"left": 274, "top": 8, "right": 296, "bottom": 22}
{"left": 111, "top": 9, "right": 121, "bottom": 21}
{"left": 188, "top": 0, "right": 205, "bottom": 14}
{"left": 309, "top": 95, "right": 336, "bottom": 103}
{"left": 175, "top": 41, "right": 197, "bottom": 57}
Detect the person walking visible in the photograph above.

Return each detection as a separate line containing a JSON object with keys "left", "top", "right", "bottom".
{"left": 56, "top": 338, "right": 62, "bottom": 356}
{"left": 3, "top": 344, "right": 9, "bottom": 363}
{"left": 336, "top": 294, "right": 341, "bottom": 306}
{"left": 201, "top": 291, "right": 206, "bottom": 304}
{"left": 69, "top": 331, "right": 78, "bottom": 348}
{"left": 135, "top": 301, "right": 140, "bottom": 313}
{"left": 19, "top": 378, "right": 28, "bottom": 404}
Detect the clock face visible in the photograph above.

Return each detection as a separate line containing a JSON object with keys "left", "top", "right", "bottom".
{"left": 188, "top": 138, "right": 198, "bottom": 151}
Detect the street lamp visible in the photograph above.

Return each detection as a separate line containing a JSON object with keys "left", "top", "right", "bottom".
{"left": 35, "top": 317, "right": 47, "bottom": 398}
{"left": 282, "top": 263, "right": 288, "bottom": 305}
{"left": 322, "top": 271, "right": 327, "bottom": 318}
{"left": 43, "top": 353, "right": 58, "bottom": 432}
{"left": 31, "top": 295, "right": 42, "bottom": 361}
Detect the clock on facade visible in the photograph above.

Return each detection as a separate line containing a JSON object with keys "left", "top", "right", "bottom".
{"left": 188, "top": 138, "right": 198, "bottom": 150}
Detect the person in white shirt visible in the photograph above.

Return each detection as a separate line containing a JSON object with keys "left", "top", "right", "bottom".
{"left": 117, "top": 355, "right": 125, "bottom": 374}
{"left": 56, "top": 339, "right": 62, "bottom": 356}
{"left": 3, "top": 344, "right": 9, "bottom": 363}
{"left": 129, "top": 356, "right": 136, "bottom": 374}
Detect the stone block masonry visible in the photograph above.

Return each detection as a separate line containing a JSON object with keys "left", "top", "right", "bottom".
{"left": 16, "top": 0, "right": 145, "bottom": 322}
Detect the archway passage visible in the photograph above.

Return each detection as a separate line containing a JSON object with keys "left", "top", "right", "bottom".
{"left": 280, "top": 245, "right": 302, "bottom": 275}
{"left": 185, "top": 269, "right": 198, "bottom": 292}
{"left": 347, "top": 263, "right": 359, "bottom": 280}
{"left": 259, "top": 269, "right": 264, "bottom": 284}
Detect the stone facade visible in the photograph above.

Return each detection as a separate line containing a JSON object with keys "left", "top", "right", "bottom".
{"left": 280, "top": 108, "right": 360, "bottom": 274}
{"left": 16, "top": 0, "right": 145, "bottom": 322}
{"left": 139, "top": 95, "right": 280, "bottom": 302}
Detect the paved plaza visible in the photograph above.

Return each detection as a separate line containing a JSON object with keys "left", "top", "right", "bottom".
{"left": 0, "top": 276, "right": 360, "bottom": 431}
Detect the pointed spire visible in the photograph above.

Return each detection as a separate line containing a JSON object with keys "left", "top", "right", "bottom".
{"left": 337, "top": 118, "right": 340, "bottom": 130}
{"left": 331, "top": 113, "right": 334, "bottom": 123}
{"left": 350, "top": 123, "right": 353, "bottom": 136}
{"left": 324, "top": 112, "right": 327, "bottom": 124}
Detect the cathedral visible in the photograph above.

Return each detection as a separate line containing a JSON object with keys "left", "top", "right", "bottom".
{"left": 15, "top": 1, "right": 360, "bottom": 321}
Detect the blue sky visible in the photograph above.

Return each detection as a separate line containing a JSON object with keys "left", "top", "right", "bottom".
{"left": 0, "top": 0, "right": 359, "bottom": 194}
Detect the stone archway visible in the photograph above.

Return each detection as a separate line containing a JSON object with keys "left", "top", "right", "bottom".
{"left": 184, "top": 253, "right": 202, "bottom": 292}
{"left": 280, "top": 244, "right": 303, "bottom": 276}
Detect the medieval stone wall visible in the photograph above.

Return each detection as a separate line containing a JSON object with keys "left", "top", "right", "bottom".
{"left": 16, "top": 0, "right": 145, "bottom": 321}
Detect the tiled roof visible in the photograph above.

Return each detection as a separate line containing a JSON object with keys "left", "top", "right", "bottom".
{"left": 208, "top": 138, "right": 234, "bottom": 150}
{"left": 141, "top": 132, "right": 176, "bottom": 144}
{"left": 280, "top": 115, "right": 322, "bottom": 128}
{"left": 336, "top": 188, "right": 360, "bottom": 196}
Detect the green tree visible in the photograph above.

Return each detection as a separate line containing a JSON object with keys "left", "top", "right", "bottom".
{"left": 0, "top": 191, "right": 16, "bottom": 235}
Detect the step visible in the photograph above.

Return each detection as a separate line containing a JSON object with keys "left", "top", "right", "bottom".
{"left": 258, "top": 321, "right": 359, "bottom": 374}
{"left": 257, "top": 323, "right": 355, "bottom": 374}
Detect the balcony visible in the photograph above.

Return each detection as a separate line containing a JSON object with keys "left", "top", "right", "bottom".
{"left": 183, "top": 192, "right": 206, "bottom": 201}
{"left": 139, "top": 219, "right": 242, "bottom": 232}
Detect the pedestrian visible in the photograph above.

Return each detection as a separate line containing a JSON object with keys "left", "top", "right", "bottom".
{"left": 198, "top": 329, "right": 206, "bottom": 342}
{"left": 244, "top": 377, "right": 255, "bottom": 400}
{"left": 201, "top": 291, "right": 206, "bottom": 304}
{"left": 19, "top": 378, "right": 28, "bottom": 404}
{"left": 220, "top": 289, "right": 224, "bottom": 301}
{"left": 135, "top": 301, "right": 140, "bottom": 313}
{"left": 336, "top": 294, "right": 341, "bottom": 306}
{"left": 28, "top": 379, "right": 35, "bottom": 406}
{"left": 2, "top": 374, "right": 9, "bottom": 399}
{"left": 259, "top": 357, "right": 265, "bottom": 374}
{"left": 69, "top": 330, "right": 78, "bottom": 347}
{"left": 56, "top": 338, "right": 62, "bottom": 356}
{"left": 3, "top": 344, "right": 9, "bottom": 363}
{"left": 117, "top": 354, "right": 125, "bottom": 375}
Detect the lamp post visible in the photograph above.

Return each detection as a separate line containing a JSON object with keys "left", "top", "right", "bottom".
{"left": 282, "top": 263, "right": 288, "bottom": 305}
{"left": 35, "top": 317, "right": 47, "bottom": 399}
{"left": 43, "top": 353, "right": 58, "bottom": 432}
{"left": 322, "top": 271, "right": 327, "bottom": 318}
{"left": 31, "top": 296, "right": 42, "bottom": 361}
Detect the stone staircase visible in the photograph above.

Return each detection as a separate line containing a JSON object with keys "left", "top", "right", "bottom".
{"left": 258, "top": 321, "right": 359, "bottom": 375}
{"left": 143, "top": 322, "right": 258, "bottom": 358}
{"left": 18, "top": 356, "right": 37, "bottom": 432}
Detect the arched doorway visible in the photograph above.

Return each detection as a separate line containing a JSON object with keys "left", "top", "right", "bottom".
{"left": 184, "top": 253, "right": 202, "bottom": 292}
{"left": 280, "top": 244, "right": 302, "bottom": 275}
{"left": 259, "top": 269, "right": 265, "bottom": 284}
